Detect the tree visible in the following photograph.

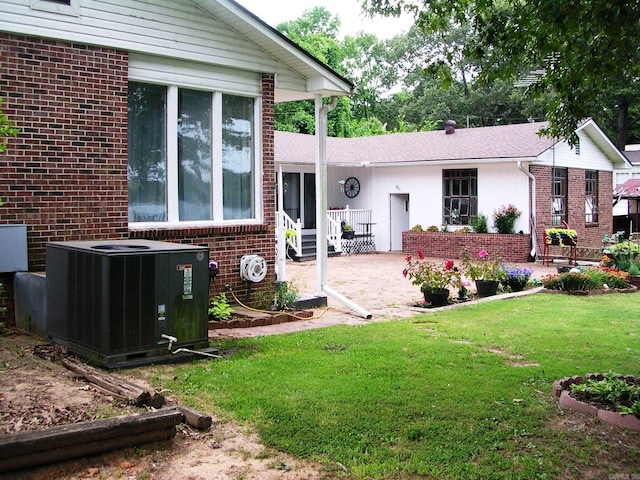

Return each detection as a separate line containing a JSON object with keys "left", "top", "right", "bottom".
{"left": 361, "top": 0, "right": 640, "bottom": 145}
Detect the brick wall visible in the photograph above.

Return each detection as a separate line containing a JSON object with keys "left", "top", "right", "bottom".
{"left": 0, "top": 34, "right": 129, "bottom": 271}
{"left": 531, "top": 164, "right": 612, "bottom": 253}
{"left": 403, "top": 232, "right": 532, "bottom": 262}
{"left": 0, "top": 34, "right": 277, "bottom": 325}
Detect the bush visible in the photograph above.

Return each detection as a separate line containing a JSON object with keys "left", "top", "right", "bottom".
{"left": 471, "top": 213, "right": 489, "bottom": 233}
{"left": 426, "top": 225, "right": 439, "bottom": 232}
{"left": 493, "top": 204, "right": 521, "bottom": 234}
{"left": 410, "top": 224, "right": 424, "bottom": 232}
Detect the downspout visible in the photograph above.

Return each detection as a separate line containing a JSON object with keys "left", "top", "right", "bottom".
{"left": 315, "top": 95, "right": 372, "bottom": 319}
{"left": 518, "top": 161, "right": 537, "bottom": 258}
{"left": 276, "top": 166, "right": 286, "bottom": 282}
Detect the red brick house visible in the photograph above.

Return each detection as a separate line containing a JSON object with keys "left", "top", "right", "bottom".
{"left": 0, "top": 0, "right": 353, "bottom": 323}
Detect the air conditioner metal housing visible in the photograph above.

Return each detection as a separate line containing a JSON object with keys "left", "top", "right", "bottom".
{"left": 46, "top": 239, "right": 209, "bottom": 368}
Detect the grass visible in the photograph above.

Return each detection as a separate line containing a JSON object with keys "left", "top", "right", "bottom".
{"left": 138, "top": 293, "right": 640, "bottom": 478}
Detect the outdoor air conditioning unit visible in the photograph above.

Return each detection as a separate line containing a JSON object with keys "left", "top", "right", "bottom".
{"left": 46, "top": 239, "right": 210, "bottom": 368}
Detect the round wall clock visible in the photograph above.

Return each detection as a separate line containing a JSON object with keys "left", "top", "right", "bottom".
{"left": 344, "top": 176, "right": 360, "bottom": 198}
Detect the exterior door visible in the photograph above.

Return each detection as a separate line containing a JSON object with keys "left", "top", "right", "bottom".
{"left": 390, "top": 194, "right": 410, "bottom": 251}
{"left": 303, "top": 173, "right": 316, "bottom": 229}
{"left": 282, "top": 172, "right": 316, "bottom": 229}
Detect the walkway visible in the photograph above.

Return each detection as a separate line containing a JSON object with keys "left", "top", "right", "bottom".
{"left": 209, "top": 252, "right": 559, "bottom": 339}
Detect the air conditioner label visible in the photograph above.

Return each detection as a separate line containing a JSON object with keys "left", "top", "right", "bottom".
{"left": 177, "top": 264, "right": 193, "bottom": 299}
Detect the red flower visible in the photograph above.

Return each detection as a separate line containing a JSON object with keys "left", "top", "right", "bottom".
{"left": 405, "top": 255, "right": 412, "bottom": 262}
{"left": 417, "top": 249, "right": 425, "bottom": 260}
{"left": 445, "top": 260, "right": 454, "bottom": 271}
{"left": 402, "top": 268, "right": 408, "bottom": 277}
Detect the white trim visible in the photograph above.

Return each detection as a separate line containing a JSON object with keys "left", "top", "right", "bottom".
{"left": 30, "top": 0, "right": 79, "bottom": 17}
{"left": 212, "top": 92, "right": 224, "bottom": 220}
{"left": 166, "top": 86, "right": 179, "bottom": 224}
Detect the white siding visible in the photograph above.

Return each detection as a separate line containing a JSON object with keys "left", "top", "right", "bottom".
{"left": 0, "top": 0, "right": 307, "bottom": 92}
{"left": 536, "top": 133, "right": 618, "bottom": 171}
{"left": 129, "top": 53, "right": 261, "bottom": 95}
{"left": 366, "top": 163, "right": 531, "bottom": 251}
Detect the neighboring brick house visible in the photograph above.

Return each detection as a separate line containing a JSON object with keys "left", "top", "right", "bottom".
{"left": 275, "top": 119, "right": 630, "bottom": 259}
{"left": 0, "top": 0, "right": 353, "bottom": 324}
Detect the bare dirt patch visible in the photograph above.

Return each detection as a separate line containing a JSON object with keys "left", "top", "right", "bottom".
{"left": 0, "top": 332, "right": 330, "bottom": 480}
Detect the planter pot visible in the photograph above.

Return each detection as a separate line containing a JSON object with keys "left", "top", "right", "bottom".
{"left": 341, "top": 231, "right": 354, "bottom": 240}
{"left": 506, "top": 279, "right": 528, "bottom": 292}
{"left": 547, "top": 236, "right": 576, "bottom": 246}
{"left": 423, "top": 290, "right": 450, "bottom": 307}
{"left": 475, "top": 280, "right": 499, "bottom": 297}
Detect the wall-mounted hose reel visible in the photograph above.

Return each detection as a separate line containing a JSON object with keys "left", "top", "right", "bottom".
{"left": 240, "top": 255, "right": 267, "bottom": 283}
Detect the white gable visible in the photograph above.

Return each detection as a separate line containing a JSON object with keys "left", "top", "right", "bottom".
{"left": 0, "top": 0, "right": 353, "bottom": 101}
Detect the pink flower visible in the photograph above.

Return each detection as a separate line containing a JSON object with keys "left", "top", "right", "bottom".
{"left": 405, "top": 255, "right": 412, "bottom": 262}
{"left": 402, "top": 268, "right": 408, "bottom": 277}
{"left": 460, "top": 280, "right": 471, "bottom": 287}
{"left": 445, "top": 260, "right": 454, "bottom": 271}
{"left": 417, "top": 249, "right": 425, "bottom": 260}
{"left": 478, "top": 249, "right": 488, "bottom": 259}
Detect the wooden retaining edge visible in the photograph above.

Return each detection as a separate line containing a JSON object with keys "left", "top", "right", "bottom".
{"left": 61, "top": 357, "right": 212, "bottom": 430}
{"left": 0, "top": 408, "right": 183, "bottom": 473}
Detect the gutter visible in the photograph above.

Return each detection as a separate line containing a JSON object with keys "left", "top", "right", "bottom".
{"left": 518, "top": 160, "right": 537, "bottom": 258}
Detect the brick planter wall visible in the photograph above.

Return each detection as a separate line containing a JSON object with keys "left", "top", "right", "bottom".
{"left": 403, "top": 232, "right": 532, "bottom": 262}
{"left": 0, "top": 34, "right": 276, "bottom": 325}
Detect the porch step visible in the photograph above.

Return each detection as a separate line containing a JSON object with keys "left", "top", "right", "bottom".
{"left": 290, "top": 234, "right": 340, "bottom": 262}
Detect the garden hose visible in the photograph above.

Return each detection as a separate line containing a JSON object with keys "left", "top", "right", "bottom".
{"left": 228, "top": 289, "right": 331, "bottom": 320}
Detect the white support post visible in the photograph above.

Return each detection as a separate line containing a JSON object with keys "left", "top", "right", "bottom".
{"left": 314, "top": 95, "right": 371, "bottom": 319}
{"left": 276, "top": 166, "right": 286, "bottom": 282}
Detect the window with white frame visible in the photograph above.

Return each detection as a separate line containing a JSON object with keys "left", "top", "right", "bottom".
{"left": 585, "top": 170, "right": 598, "bottom": 223}
{"left": 127, "top": 82, "right": 259, "bottom": 224}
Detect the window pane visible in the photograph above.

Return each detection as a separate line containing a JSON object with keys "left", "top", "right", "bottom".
{"left": 128, "top": 82, "right": 167, "bottom": 222}
{"left": 442, "top": 169, "right": 477, "bottom": 225}
{"left": 222, "top": 95, "right": 254, "bottom": 220}
{"left": 178, "top": 89, "right": 212, "bottom": 221}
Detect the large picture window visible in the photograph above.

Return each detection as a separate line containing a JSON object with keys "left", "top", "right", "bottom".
{"left": 552, "top": 167, "right": 568, "bottom": 226}
{"left": 443, "top": 169, "right": 477, "bottom": 225}
{"left": 585, "top": 170, "right": 598, "bottom": 223}
{"left": 128, "top": 82, "right": 260, "bottom": 225}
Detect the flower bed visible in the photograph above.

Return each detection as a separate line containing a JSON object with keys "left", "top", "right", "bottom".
{"left": 553, "top": 374, "right": 640, "bottom": 432}
{"left": 403, "top": 231, "right": 531, "bottom": 262}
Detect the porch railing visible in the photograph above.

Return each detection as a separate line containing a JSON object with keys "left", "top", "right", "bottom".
{"left": 327, "top": 215, "right": 342, "bottom": 253}
{"left": 327, "top": 208, "right": 373, "bottom": 236}
{"left": 280, "top": 210, "right": 302, "bottom": 257}
{"left": 277, "top": 208, "right": 373, "bottom": 257}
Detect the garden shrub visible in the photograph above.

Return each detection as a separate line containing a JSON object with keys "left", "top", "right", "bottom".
{"left": 426, "top": 225, "right": 439, "bottom": 232}
{"left": 411, "top": 224, "right": 424, "bottom": 232}
{"left": 471, "top": 213, "right": 489, "bottom": 233}
{"left": 542, "top": 268, "right": 630, "bottom": 291}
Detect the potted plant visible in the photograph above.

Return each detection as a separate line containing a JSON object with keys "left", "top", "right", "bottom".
{"left": 402, "top": 250, "right": 460, "bottom": 306}
{"left": 545, "top": 228, "right": 578, "bottom": 246}
{"left": 459, "top": 247, "right": 505, "bottom": 297}
{"left": 341, "top": 223, "right": 355, "bottom": 239}
{"left": 501, "top": 265, "right": 533, "bottom": 292}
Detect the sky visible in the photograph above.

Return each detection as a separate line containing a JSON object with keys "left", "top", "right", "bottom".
{"left": 235, "top": 0, "right": 414, "bottom": 39}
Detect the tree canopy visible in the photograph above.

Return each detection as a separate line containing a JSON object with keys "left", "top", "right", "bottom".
{"left": 361, "top": 0, "right": 640, "bottom": 146}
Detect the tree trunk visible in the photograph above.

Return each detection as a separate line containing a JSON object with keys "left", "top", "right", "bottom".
{"left": 617, "top": 97, "right": 629, "bottom": 150}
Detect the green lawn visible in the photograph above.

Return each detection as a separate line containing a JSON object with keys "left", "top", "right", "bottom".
{"left": 140, "top": 292, "right": 640, "bottom": 479}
